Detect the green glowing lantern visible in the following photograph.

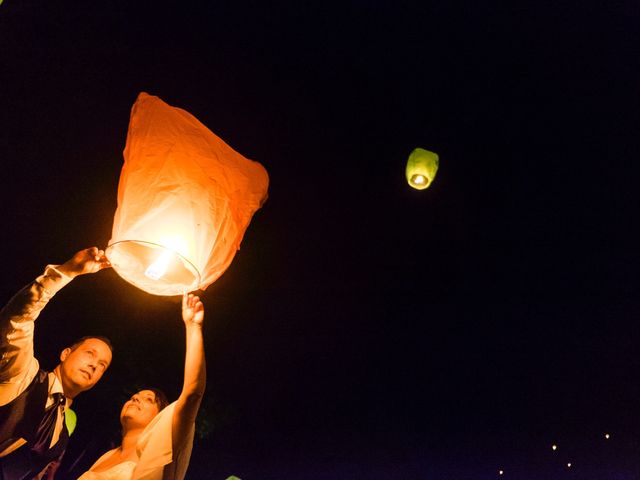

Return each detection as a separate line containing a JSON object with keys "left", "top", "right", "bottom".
{"left": 406, "top": 148, "right": 439, "bottom": 190}
{"left": 65, "top": 408, "right": 77, "bottom": 435}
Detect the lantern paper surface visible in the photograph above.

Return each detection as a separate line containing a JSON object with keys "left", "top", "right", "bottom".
{"left": 106, "top": 92, "right": 269, "bottom": 296}
{"left": 406, "top": 148, "right": 439, "bottom": 190}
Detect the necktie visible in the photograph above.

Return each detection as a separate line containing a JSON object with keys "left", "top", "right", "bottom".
{"left": 31, "top": 392, "right": 65, "bottom": 454}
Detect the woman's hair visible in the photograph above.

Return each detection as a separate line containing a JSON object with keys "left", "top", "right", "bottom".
{"left": 148, "top": 387, "right": 169, "bottom": 411}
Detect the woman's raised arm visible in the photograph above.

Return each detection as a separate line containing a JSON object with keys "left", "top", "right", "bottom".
{"left": 172, "top": 293, "right": 207, "bottom": 449}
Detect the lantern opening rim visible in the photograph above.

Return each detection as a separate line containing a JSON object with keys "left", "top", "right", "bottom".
{"left": 106, "top": 239, "right": 202, "bottom": 296}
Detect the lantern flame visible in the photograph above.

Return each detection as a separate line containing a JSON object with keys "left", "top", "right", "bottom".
{"left": 410, "top": 174, "right": 429, "bottom": 187}
{"left": 145, "top": 249, "right": 176, "bottom": 280}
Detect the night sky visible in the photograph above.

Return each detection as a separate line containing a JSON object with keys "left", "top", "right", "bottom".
{"left": 1, "top": 1, "right": 639, "bottom": 479}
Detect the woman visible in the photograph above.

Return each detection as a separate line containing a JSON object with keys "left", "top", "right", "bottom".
{"left": 78, "top": 293, "right": 206, "bottom": 480}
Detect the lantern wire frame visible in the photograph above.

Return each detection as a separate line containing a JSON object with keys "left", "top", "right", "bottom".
{"left": 106, "top": 240, "right": 201, "bottom": 296}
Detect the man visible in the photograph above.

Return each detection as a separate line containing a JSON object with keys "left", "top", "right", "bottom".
{"left": 0, "top": 247, "right": 112, "bottom": 479}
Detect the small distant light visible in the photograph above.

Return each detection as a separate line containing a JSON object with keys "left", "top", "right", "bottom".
{"left": 552, "top": 444, "right": 557, "bottom": 451}
{"left": 499, "top": 470, "right": 504, "bottom": 476}
{"left": 605, "top": 433, "right": 610, "bottom": 439}
{"left": 567, "top": 462, "right": 572, "bottom": 468}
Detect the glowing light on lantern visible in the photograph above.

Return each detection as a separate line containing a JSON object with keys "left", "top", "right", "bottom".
{"left": 406, "top": 147, "right": 439, "bottom": 190}
{"left": 605, "top": 433, "right": 610, "bottom": 439}
{"left": 498, "top": 469, "right": 504, "bottom": 475}
{"left": 567, "top": 462, "right": 572, "bottom": 468}
{"left": 107, "top": 93, "right": 269, "bottom": 296}
{"left": 552, "top": 444, "right": 557, "bottom": 451}
{"left": 145, "top": 249, "right": 176, "bottom": 280}
{"left": 412, "top": 174, "right": 427, "bottom": 186}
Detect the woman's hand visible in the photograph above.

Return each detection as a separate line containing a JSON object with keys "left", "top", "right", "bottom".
{"left": 182, "top": 293, "right": 204, "bottom": 326}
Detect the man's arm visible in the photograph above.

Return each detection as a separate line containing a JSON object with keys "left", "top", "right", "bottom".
{"left": 0, "top": 248, "right": 110, "bottom": 399}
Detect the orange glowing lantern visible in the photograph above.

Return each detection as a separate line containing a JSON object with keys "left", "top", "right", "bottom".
{"left": 106, "top": 92, "right": 269, "bottom": 296}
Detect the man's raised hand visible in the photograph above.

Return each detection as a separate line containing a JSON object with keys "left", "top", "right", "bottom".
{"left": 57, "top": 247, "right": 111, "bottom": 278}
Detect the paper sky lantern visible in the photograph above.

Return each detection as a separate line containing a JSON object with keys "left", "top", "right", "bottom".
{"left": 106, "top": 92, "right": 269, "bottom": 296}
{"left": 406, "top": 147, "right": 439, "bottom": 190}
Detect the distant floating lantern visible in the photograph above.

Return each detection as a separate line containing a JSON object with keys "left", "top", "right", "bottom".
{"left": 405, "top": 147, "right": 439, "bottom": 190}
{"left": 106, "top": 92, "right": 269, "bottom": 296}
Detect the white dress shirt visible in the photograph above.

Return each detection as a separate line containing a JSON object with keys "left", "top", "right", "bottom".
{"left": 0, "top": 265, "right": 73, "bottom": 456}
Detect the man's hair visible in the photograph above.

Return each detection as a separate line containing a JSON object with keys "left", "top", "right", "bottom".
{"left": 68, "top": 335, "right": 114, "bottom": 353}
{"left": 147, "top": 387, "right": 169, "bottom": 411}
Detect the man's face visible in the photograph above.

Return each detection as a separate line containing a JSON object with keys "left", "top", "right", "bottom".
{"left": 58, "top": 338, "right": 112, "bottom": 396}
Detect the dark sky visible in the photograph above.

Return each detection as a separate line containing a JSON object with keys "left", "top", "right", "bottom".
{"left": 1, "top": 1, "right": 639, "bottom": 479}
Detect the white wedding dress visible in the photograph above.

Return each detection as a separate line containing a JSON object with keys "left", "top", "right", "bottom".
{"left": 77, "top": 402, "right": 194, "bottom": 480}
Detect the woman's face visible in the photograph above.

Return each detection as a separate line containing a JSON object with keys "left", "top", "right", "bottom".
{"left": 120, "top": 390, "right": 161, "bottom": 429}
